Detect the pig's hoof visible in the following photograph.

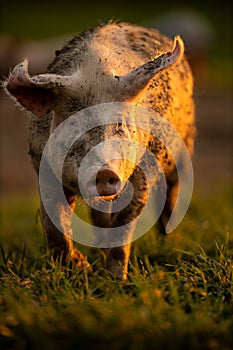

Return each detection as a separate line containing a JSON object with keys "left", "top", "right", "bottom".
{"left": 70, "top": 249, "right": 93, "bottom": 274}
{"left": 106, "top": 263, "right": 127, "bottom": 281}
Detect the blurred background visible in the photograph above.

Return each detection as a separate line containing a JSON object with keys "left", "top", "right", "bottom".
{"left": 0, "top": 0, "right": 232, "bottom": 198}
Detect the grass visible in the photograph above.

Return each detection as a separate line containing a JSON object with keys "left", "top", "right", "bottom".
{"left": 0, "top": 186, "right": 232, "bottom": 350}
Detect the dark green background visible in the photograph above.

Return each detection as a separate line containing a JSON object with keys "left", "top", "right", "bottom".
{"left": 1, "top": 1, "right": 232, "bottom": 43}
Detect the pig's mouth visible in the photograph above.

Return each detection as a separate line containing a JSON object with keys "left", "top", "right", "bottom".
{"left": 97, "top": 193, "right": 119, "bottom": 201}
{"left": 86, "top": 175, "right": 134, "bottom": 220}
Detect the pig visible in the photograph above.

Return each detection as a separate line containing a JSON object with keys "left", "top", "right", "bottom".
{"left": 4, "top": 21, "right": 195, "bottom": 280}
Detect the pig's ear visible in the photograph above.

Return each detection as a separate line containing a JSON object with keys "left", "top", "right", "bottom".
{"left": 5, "top": 59, "right": 71, "bottom": 117}
{"left": 117, "top": 36, "right": 184, "bottom": 99}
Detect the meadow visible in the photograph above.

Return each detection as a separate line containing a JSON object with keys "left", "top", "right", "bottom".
{"left": 1, "top": 1, "right": 232, "bottom": 349}
{"left": 0, "top": 186, "right": 232, "bottom": 350}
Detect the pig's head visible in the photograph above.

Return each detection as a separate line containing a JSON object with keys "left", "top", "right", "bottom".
{"left": 5, "top": 36, "right": 184, "bottom": 200}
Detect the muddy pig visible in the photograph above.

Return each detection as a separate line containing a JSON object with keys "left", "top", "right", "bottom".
{"left": 4, "top": 22, "right": 195, "bottom": 280}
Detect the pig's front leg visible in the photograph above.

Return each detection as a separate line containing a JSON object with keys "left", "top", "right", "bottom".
{"left": 40, "top": 187, "right": 89, "bottom": 272}
{"left": 91, "top": 208, "right": 132, "bottom": 280}
{"left": 91, "top": 208, "right": 135, "bottom": 280}
{"left": 104, "top": 241, "right": 133, "bottom": 281}
{"left": 92, "top": 166, "right": 148, "bottom": 280}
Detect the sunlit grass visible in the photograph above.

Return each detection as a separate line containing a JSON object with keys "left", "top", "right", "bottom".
{"left": 0, "top": 186, "right": 232, "bottom": 349}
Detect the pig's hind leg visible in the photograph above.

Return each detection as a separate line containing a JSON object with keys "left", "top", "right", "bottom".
{"left": 157, "top": 180, "right": 179, "bottom": 236}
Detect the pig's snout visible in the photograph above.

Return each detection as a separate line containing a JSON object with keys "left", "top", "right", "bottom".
{"left": 96, "top": 168, "right": 121, "bottom": 196}
{"left": 86, "top": 167, "right": 121, "bottom": 197}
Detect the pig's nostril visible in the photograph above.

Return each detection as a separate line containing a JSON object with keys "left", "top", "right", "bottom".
{"left": 109, "top": 177, "right": 117, "bottom": 185}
